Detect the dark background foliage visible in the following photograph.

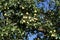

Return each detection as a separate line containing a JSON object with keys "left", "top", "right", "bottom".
{"left": 0, "top": 0, "right": 60, "bottom": 40}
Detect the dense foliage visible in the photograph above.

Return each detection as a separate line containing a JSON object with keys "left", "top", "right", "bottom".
{"left": 0, "top": 0, "right": 60, "bottom": 40}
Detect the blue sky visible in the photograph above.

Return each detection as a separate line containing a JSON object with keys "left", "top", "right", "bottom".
{"left": 34, "top": 0, "right": 56, "bottom": 13}
{"left": 0, "top": 12, "right": 4, "bottom": 19}
{"left": 24, "top": 30, "right": 45, "bottom": 40}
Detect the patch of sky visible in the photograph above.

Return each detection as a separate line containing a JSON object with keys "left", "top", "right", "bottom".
{"left": 34, "top": 0, "right": 56, "bottom": 13}
{"left": 24, "top": 30, "right": 45, "bottom": 40}
{"left": 0, "top": 11, "right": 4, "bottom": 19}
